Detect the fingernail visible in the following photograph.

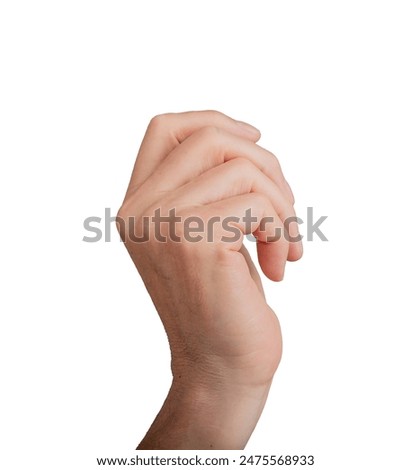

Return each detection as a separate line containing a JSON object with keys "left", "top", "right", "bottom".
{"left": 235, "top": 120, "right": 260, "bottom": 135}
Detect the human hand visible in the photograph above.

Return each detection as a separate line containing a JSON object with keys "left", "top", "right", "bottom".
{"left": 117, "top": 111, "right": 302, "bottom": 449}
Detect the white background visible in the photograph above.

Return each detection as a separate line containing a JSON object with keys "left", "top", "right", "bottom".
{"left": 1, "top": 1, "right": 410, "bottom": 469}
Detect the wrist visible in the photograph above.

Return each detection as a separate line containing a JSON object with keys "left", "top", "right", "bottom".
{"left": 175, "top": 376, "right": 272, "bottom": 447}
{"left": 138, "top": 374, "right": 272, "bottom": 450}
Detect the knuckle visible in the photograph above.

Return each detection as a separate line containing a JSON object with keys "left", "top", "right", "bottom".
{"left": 258, "top": 154, "right": 277, "bottom": 177}
{"left": 148, "top": 113, "right": 171, "bottom": 132}
{"left": 250, "top": 191, "right": 271, "bottom": 209}
{"left": 198, "top": 125, "right": 221, "bottom": 141}
{"left": 193, "top": 126, "right": 224, "bottom": 155}
{"left": 116, "top": 205, "right": 126, "bottom": 221}
{"left": 204, "top": 109, "right": 223, "bottom": 116}
{"left": 116, "top": 201, "right": 133, "bottom": 228}
{"left": 268, "top": 151, "right": 281, "bottom": 169}
{"left": 232, "top": 156, "right": 256, "bottom": 173}
{"left": 266, "top": 152, "right": 283, "bottom": 177}
{"left": 201, "top": 109, "right": 225, "bottom": 120}
{"left": 116, "top": 204, "right": 135, "bottom": 241}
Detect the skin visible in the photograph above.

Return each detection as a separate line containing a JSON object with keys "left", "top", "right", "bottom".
{"left": 117, "top": 111, "right": 303, "bottom": 450}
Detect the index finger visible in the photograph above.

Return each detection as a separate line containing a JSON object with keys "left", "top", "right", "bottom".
{"left": 125, "top": 110, "right": 260, "bottom": 195}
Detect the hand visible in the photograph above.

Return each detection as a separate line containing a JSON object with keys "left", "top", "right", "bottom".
{"left": 117, "top": 111, "right": 302, "bottom": 449}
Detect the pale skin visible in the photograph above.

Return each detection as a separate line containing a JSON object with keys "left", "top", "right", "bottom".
{"left": 117, "top": 111, "right": 303, "bottom": 450}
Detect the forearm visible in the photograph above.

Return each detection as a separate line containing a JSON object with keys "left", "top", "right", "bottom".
{"left": 137, "top": 378, "right": 272, "bottom": 450}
